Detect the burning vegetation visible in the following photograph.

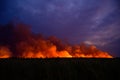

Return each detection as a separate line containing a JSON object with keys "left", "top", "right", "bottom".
{"left": 0, "top": 23, "right": 113, "bottom": 58}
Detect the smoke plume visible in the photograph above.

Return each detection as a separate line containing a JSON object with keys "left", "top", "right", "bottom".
{"left": 0, "top": 23, "right": 113, "bottom": 58}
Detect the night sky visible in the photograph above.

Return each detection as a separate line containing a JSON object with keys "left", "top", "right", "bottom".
{"left": 0, "top": 0, "right": 120, "bottom": 57}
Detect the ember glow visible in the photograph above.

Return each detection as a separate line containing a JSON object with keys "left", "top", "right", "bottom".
{"left": 0, "top": 46, "right": 11, "bottom": 58}
{"left": 0, "top": 23, "right": 113, "bottom": 58}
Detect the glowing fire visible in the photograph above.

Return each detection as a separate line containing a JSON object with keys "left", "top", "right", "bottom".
{"left": 0, "top": 46, "right": 11, "bottom": 58}
{"left": 0, "top": 39, "right": 112, "bottom": 58}
{"left": 0, "top": 23, "right": 113, "bottom": 58}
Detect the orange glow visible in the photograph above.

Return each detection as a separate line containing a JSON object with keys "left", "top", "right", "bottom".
{"left": 0, "top": 25, "right": 113, "bottom": 58}
{"left": 19, "top": 44, "right": 113, "bottom": 58}
{"left": 0, "top": 41, "right": 112, "bottom": 58}
{"left": 0, "top": 46, "right": 11, "bottom": 58}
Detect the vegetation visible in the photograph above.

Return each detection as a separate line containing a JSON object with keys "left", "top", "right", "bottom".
{"left": 0, "top": 58, "right": 119, "bottom": 80}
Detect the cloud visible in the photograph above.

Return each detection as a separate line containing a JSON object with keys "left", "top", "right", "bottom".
{"left": 85, "top": 22, "right": 120, "bottom": 46}
{"left": 0, "top": 0, "right": 120, "bottom": 56}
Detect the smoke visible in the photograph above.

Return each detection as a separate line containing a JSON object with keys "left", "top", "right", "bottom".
{"left": 0, "top": 22, "right": 112, "bottom": 58}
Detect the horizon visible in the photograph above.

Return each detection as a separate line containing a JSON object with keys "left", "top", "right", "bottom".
{"left": 0, "top": 0, "right": 120, "bottom": 57}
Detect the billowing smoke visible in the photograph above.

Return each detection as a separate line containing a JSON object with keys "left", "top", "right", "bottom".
{"left": 0, "top": 23, "right": 113, "bottom": 58}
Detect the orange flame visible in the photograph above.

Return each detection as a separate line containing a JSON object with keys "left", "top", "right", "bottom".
{"left": 0, "top": 40, "right": 112, "bottom": 58}
{"left": 0, "top": 46, "right": 11, "bottom": 58}
{"left": 0, "top": 23, "right": 113, "bottom": 58}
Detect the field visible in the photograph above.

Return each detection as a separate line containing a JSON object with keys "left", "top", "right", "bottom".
{"left": 0, "top": 58, "right": 120, "bottom": 80}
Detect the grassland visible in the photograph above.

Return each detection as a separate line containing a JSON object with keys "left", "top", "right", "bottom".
{"left": 0, "top": 58, "right": 120, "bottom": 80}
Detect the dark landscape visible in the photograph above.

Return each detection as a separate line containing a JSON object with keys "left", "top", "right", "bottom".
{"left": 0, "top": 58, "right": 120, "bottom": 80}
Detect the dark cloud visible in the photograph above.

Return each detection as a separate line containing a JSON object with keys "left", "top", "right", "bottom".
{"left": 115, "top": 0, "right": 120, "bottom": 8}
{"left": 0, "top": 0, "right": 120, "bottom": 56}
{"left": 0, "top": 0, "right": 8, "bottom": 10}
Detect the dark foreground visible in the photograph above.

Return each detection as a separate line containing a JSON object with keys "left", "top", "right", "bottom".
{"left": 0, "top": 58, "right": 120, "bottom": 80}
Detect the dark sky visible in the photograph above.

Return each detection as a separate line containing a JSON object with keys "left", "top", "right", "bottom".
{"left": 0, "top": 0, "right": 120, "bottom": 57}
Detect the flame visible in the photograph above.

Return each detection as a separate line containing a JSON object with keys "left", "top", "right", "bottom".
{"left": 0, "top": 46, "right": 11, "bottom": 58}
{"left": 0, "top": 23, "right": 113, "bottom": 58}
{"left": 0, "top": 41, "right": 112, "bottom": 58}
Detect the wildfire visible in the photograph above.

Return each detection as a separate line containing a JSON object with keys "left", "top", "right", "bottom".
{"left": 0, "top": 46, "right": 11, "bottom": 58}
{"left": 0, "top": 23, "right": 113, "bottom": 58}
